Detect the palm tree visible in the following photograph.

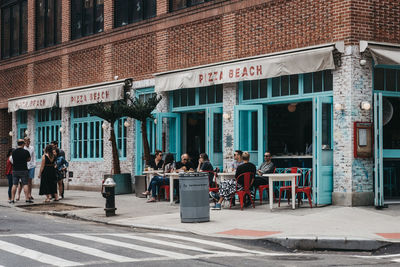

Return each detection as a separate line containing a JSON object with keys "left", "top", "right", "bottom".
{"left": 87, "top": 100, "right": 126, "bottom": 174}
{"left": 123, "top": 94, "right": 162, "bottom": 166}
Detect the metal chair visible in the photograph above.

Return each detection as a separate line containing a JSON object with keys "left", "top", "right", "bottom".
{"left": 230, "top": 172, "right": 255, "bottom": 210}
{"left": 278, "top": 167, "right": 302, "bottom": 207}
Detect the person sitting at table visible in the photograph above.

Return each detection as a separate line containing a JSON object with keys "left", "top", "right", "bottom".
{"left": 231, "top": 150, "right": 243, "bottom": 171}
{"left": 142, "top": 153, "right": 175, "bottom": 202}
{"left": 172, "top": 153, "right": 195, "bottom": 204}
{"left": 149, "top": 150, "right": 164, "bottom": 170}
{"left": 212, "top": 151, "right": 256, "bottom": 210}
{"left": 197, "top": 153, "right": 214, "bottom": 186}
{"left": 252, "top": 152, "right": 275, "bottom": 198}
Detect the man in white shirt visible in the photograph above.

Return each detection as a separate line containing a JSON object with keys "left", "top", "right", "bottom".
{"left": 24, "top": 137, "right": 36, "bottom": 200}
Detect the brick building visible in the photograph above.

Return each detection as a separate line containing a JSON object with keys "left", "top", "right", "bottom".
{"left": 1, "top": 0, "right": 399, "bottom": 206}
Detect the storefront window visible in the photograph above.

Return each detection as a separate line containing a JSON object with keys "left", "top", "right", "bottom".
{"left": 243, "top": 79, "right": 268, "bottom": 100}
{"left": 114, "top": 117, "right": 127, "bottom": 158}
{"left": 303, "top": 70, "right": 332, "bottom": 94}
{"left": 71, "top": 106, "right": 103, "bottom": 160}
{"left": 71, "top": 0, "right": 103, "bottom": 40}
{"left": 173, "top": 85, "right": 222, "bottom": 108}
{"left": 114, "top": 0, "right": 156, "bottom": 28}
{"left": 36, "top": 108, "right": 62, "bottom": 159}
{"left": 1, "top": 0, "right": 28, "bottom": 59}
{"left": 36, "top": 0, "right": 62, "bottom": 49}
{"left": 383, "top": 97, "right": 400, "bottom": 149}
{"left": 17, "top": 110, "right": 27, "bottom": 139}
{"left": 169, "top": 0, "right": 213, "bottom": 12}
{"left": 374, "top": 67, "right": 400, "bottom": 92}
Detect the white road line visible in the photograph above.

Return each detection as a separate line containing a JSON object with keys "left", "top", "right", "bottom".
{"left": 149, "top": 233, "right": 293, "bottom": 256}
{"left": 64, "top": 233, "right": 192, "bottom": 260}
{"left": 16, "top": 234, "right": 137, "bottom": 263}
{"left": 104, "top": 233, "right": 223, "bottom": 254}
{"left": 354, "top": 253, "right": 400, "bottom": 259}
{"left": 0, "top": 240, "right": 81, "bottom": 267}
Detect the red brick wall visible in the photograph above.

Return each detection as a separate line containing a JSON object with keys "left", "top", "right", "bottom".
{"left": 0, "top": 0, "right": 399, "bottom": 101}
{"left": 68, "top": 46, "right": 105, "bottom": 87}
{"left": 33, "top": 57, "right": 62, "bottom": 94}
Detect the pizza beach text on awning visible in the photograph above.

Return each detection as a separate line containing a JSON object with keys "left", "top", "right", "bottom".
{"left": 154, "top": 42, "right": 344, "bottom": 93}
{"left": 8, "top": 80, "right": 127, "bottom": 112}
{"left": 8, "top": 93, "right": 58, "bottom": 113}
{"left": 360, "top": 40, "right": 400, "bottom": 66}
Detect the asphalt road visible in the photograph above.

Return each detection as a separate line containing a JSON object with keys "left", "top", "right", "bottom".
{"left": 0, "top": 206, "right": 399, "bottom": 267}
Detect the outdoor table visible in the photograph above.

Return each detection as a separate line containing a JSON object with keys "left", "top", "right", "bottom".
{"left": 217, "top": 172, "right": 236, "bottom": 182}
{"left": 143, "top": 170, "right": 163, "bottom": 195}
{"left": 263, "top": 173, "right": 301, "bottom": 211}
{"left": 165, "top": 172, "right": 181, "bottom": 204}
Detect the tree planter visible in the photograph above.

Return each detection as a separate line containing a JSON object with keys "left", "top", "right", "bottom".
{"left": 104, "top": 173, "right": 132, "bottom": 195}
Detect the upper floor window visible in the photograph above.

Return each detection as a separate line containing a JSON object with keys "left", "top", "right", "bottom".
{"left": 114, "top": 0, "right": 156, "bottom": 27}
{"left": 374, "top": 67, "right": 400, "bottom": 92}
{"left": 170, "top": 0, "right": 212, "bottom": 12}
{"left": 71, "top": 0, "right": 103, "bottom": 40}
{"left": 1, "top": 0, "right": 27, "bottom": 59}
{"left": 36, "top": 0, "right": 62, "bottom": 49}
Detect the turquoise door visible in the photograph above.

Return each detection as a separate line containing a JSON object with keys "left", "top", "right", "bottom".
{"left": 312, "top": 97, "right": 333, "bottom": 205}
{"left": 374, "top": 92, "right": 384, "bottom": 207}
{"left": 206, "top": 107, "right": 223, "bottom": 170}
{"left": 135, "top": 118, "right": 156, "bottom": 175}
{"left": 156, "top": 113, "right": 181, "bottom": 162}
{"left": 234, "top": 105, "right": 264, "bottom": 167}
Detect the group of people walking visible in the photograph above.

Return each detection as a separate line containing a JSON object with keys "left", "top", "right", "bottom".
{"left": 142, "top": 149, "right": 275, "bottom": 209}
{"left": 6, "top": 138, "right": 68, "bottom": 204}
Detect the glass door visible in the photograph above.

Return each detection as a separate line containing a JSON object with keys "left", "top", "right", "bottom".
{"left": 206, "top": 107, "right": 223, "bottom": 170}
{"left": 156, "top": 113, "right": 181, "bottom": 162}
{"left": 234, "top": 105, "right": 264, "bottom": 167}
{"left": 374, "top": 93, "right": 384, "bottom": 207}
{"left": 312, "top": 96, "right": 333, "bottom": 205}
{"left": 135, "top": 118, "right": 157, "bottom": 175}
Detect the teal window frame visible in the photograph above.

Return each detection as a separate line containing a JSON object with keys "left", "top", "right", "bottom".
{"left": 170, "top": 84, "right": 223, "bottom": 112}
{"left": 373, "top": 65, "right": 400, "bottom": 95}
{"left": 17, "top": 110, "right": 27, "bottom": 139}
{"left": 114, "top": 117, "right": 127, "bottom": 159}
{"left": 70, "top": 105, "right": 103, "bottom": 161}
{"left": 35, "top": 108, "right": 62, "bottom": 160}
{"left": 239, "top": 70, "right": 333, "bottom": 104}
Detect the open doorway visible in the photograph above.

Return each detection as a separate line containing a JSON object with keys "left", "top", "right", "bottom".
{"left": 182, "top": 112, "right": 206, "bottom": 164}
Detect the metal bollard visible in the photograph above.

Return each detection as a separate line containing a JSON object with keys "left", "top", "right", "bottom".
{"left": 102, "top": 177, "right": 117, "bottom": 217}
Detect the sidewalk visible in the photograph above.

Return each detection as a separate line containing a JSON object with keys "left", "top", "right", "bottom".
{"left": 1, "top": 186, "right": 400, "bottom": 251}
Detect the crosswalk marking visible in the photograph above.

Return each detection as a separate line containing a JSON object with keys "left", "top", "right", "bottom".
{"left": 64, "top": 233, "right": 191, "bottom": 260}
{"left": 16, "top": 234, "right": 137, "bottom": 263}
{"left": 0, "top": 240, "right": 82, "bottom": 267}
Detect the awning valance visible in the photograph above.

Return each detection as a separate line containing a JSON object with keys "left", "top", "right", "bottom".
{"left": 59, "top": 82, "right": 124, "bottom": 108}
{"left": 8, "top": 93, "right": 57, "bottom": 112}
{"left": 360, "top": 41, "right": 400, "bottom": 66}
{"left": 155, "top": 46, "right": 336, "bottom": 92}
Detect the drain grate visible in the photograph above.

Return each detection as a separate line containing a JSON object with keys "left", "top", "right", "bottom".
{"left": 18, "top": 203, "right": 95, "bottom": 212}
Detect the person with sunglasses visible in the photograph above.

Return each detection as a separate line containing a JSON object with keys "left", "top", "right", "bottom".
{"left": 252, "top": 152, "right": 275, "bottom": 200}
{"left": 149, "top": 150, "right": 164, "bottom": 170}
{"left": 172, "top": 153, "right": 195, "bottom": 204}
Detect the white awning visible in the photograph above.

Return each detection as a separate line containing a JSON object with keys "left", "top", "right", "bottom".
{"left": 59, "top": 82, "right": 124, "bottom": 108}
{"left": 8, "top": 93, "right": 57, "bottom": 112}
{"left": 360, "top": 41, "right": 400, "bottom": 66}
{"left": 155, "top": 45, "right": 336, "bottom": 92}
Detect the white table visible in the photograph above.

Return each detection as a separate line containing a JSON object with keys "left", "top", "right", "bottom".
{"left": 165, "top": 172, "right": 181, "bottom": 204}
{"left": 217, "top": 172, "right": 236, "bottom": 182}
{"left": 263, "top": 173, "right": 301, "bottom": 210}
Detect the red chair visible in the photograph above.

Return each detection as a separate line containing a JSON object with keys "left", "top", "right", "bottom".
{"left": 202, "top": 170, "right": 219, "bottom": 193}
{"left": 230, "top": 172, "right": 255, "bottom": 210}
{"left": 278, "top": 167, "right": 302, "bottom": 207}
{"left": 296, "top": 169, "right": 313, "bottom": 208}
{"left": 258, "top": 168, "right": 276, "bottom": 205}
{"left": 158, "top": 185, "right": 170, "bottom": 201}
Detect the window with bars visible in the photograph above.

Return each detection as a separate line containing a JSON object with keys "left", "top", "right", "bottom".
{"left": 374, "top": 67, "right": 400, "bottom": 92}
{"left": 114, "top": 117, "right": 127, "bottom": 158}
{"left": 169, "top": 0, "right": 212, "bottom": 12}
{"left": 35, "top": 108, "right": 62, "bottom": 159}
{"left": 71, "top": 106, "right": 103, "bottom": 160}
{"left": 17, "top": 110, "right": 27, "bottom": 139}
{"left": 173, "top": 85, "right": 223, "bottom": 108}
{"left": 36, "top": 0, "right": 62, "bottom": 49}
{"left": 71, "top": 0, "right": 103, "bottom": 40}
{"left": 1, "top": 0, "right": 28, "bottom": 59}
{"left": 114, "top": 0, "right": 156, "bottom": 28}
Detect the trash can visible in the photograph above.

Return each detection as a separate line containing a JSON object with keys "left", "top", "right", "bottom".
{"left": 179, "top": 172, "right": 210, "bottom": 223}
{"left": 135, "top": 175, "right": 147, "bottom": 198}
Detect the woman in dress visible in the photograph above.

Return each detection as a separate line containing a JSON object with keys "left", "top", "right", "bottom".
{"left": 38, "top": 145, "right": 59, "bottom": 202}
{"left": 6, "top": 148, "right": 14, "bottom": 203}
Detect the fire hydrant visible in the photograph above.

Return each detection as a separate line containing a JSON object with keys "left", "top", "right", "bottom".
{"left": 102, "top": 177, "right": 117, "bottom": 217}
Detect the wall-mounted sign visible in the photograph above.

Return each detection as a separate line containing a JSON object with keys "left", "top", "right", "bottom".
{"left": 8, "top": 93, "right": 57, "bottom": 112}
{"left": 354, "top": 122, "right": 373, "bottom": 158}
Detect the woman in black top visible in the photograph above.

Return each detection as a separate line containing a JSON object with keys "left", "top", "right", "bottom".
{"left": 197, "top": 153, "right": 214, "bottom": 185}
{"left": 149, "top": 150, "right": 164, "bottom": 170}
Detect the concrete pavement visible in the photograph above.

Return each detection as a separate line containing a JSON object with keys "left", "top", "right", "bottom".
{"left": 1, "top": 186, "right": 399, "bottom": 251}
